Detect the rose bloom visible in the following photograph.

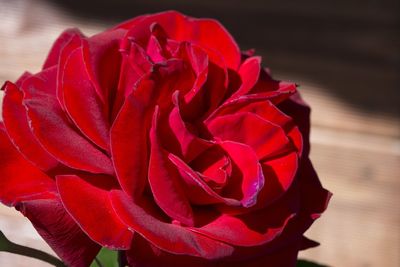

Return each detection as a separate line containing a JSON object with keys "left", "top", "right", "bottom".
{"left": 0, "top": 11, "right": 331, "bottom": 267}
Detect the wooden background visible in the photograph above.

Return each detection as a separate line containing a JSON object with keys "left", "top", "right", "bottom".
{"left": 0, "top": 0, "right": 399, "bottom": 266}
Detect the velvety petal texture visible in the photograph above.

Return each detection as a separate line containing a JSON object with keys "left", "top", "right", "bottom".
{"left": 0, "top": 10, "right": 330, "bottom": 267}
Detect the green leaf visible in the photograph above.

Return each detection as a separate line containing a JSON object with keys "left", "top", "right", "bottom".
{"left": 297, "top": 259, "right": 329, "bottom": 267}
{"left": 90, "top": 248, "right": 119, "bottom": 267}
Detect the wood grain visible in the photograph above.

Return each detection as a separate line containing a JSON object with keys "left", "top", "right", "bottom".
{"left": 0, "top": 1, "right": 399, "bottom": 266}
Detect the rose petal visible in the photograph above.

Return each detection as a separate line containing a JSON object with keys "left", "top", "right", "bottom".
{"left": 148, "top": 107, "right": 194, "bottom": 226}
{"left": 2, "top": 81, "right": 59, "bottom": 171}
{"left": 229, "top": 56, "right": 261, "bottom": 99}
{"left": 56, "top": 174, "right": 133, "bottom": 249}
{"left": 218, "top": 141, "right": 265, "bottom": 208}
{"left": 110, "top": 190, "right": 234, "bottom": 259}
{"left": 22, "top": 68, "right": 114, "bottom": 174}
{"left": 62, "top": 46, "right": 110, "bottom": 150}
{"left": 125, "top": 233, "right": 299, "bottom": 267}
{"left": 110, "top": 89, "right": 152, "bottom": 198}
{"left": 56, "top": 32, "right": 84, "bottom": 109}
{"left": 16, "top": 198, "right": 101, "bottom": 267}
{"left": 82, "top": 29, "right": 125, "bottom": 104}
{"left": 113, "top": 40, "right": 153, "bottom": 117}
{"left": 160, "top": 91, "right": 211, "bottom": 162}
{"left": 116, "top": 11, "right": 241, "bottom": 69}
{"left": 206, "top": 81, "right": 297, "bottom": 123}
{"left": 207, "top": 112, "right": 292, "bottom": 160}
{"left": 279, "top": 93, "right": 311, "bottom": 157}
{"left": 189, "top": 144, "right": 231, "bottom": 188}
{"left": 0, "top": 126, "right": 55, "bottom": 206}
{"left": 257, "top": 151, "right": 299, "bottom": 207}
{"left": 42, "top": 28, "right": 84, "bottom": 69}
{"left": 190, "top": 202, "right": 296, "bottom": 247}
{"left": 169, "top": 153, "right": 241, "bottom": 206}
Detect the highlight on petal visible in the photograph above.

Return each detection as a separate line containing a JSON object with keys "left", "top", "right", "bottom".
{"left": 56, "top": 175, "right": 133, "bottom": 249}
{"left": 207, "top": 112, "right": 293, "bottom": 160}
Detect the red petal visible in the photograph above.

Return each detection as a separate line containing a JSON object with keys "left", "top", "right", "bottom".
{"left": 16, "top": 198, "right": 100, "bottom": 267}
{"left": 62, "top": 46, "right": 110, "bottom": 150}
{"left": 125, "top": 233, "right": 299, "bottom": 267}
{"left": 229, "top": 56, "right": 261, "bottom": 99}
{"left": 207, "top": 81, "right": 297, "bottom": 122}
{"left": 205, "top": 99, "right": 303, "bottom": 155}
{"left": 279, "top": 93, "right": 311, "bottom": 157}
{"left": 82, "top": 29, "right": 125, "bottom": 105}
{"left": 110, "top": 90, "right": 151, "bottom": 198}
{"left": 218, "top": 141, "right": 265, "bottom": 208}
{"left": 189, "top": 185, "right": 299, "bottom": 247}
{"left": 2, "top": 81, "right": 59, "bottom": 170}
{"left": 0, "top": 127, "right": 56, "bottom": 206}
{"left": 116, "top": 11, "right": 241, "bottom": 69}
{"left": 22, "top": 68, "right": 114, "bottom": 174}
{"left": 110, "top": 190, "right": 234, "bottom": 259}
{"left": 42, "top": 28, "right": 84, "bottom": 69}
{"left": 160, "top": 92, "right": 211, "bottom": 162}
{"left": 113, "top": 40, "right": 153, "bottom": 117}
{"left": 56, "top": 174, "right": 133, "bottom": 249}
{"left": 148, "top": 107, "right": 194, "bottom": 226}
{"left": 207, "top": 112, "right": 292, "bottom": 160}
{"left": 257, "top": 151, "right": 299, "bottom": 207}
{"left": 56, "top": 32, "right": 84, "bottom": 109}
{"left": 169, "top": 153, "right": 240, "bottom": 206}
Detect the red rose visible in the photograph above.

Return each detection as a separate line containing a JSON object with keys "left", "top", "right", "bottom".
{"left": 0, "top": 11, "right": 331, "bottom": 267}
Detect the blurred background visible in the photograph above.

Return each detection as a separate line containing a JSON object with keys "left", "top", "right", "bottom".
{"left": 0, "top": 0, "right": 399, "bottom": 266}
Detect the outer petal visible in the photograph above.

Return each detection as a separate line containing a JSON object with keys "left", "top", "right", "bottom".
{"left": 279, "top": 93, "right": 311, "bottom": 157}
{"left": 16, "top": 198, "right": 101, "bottom": 267}
{"left": 82, "top": 29, "right": 125, "bottom": 104}
{"left": 0, "top": 127, "right": 100, "bottom": 266}
{"left": 42, "top": 28, "right": 84, "bottom": 69}
{"left": 189, "top": 186, "right": 298, "bottom": 247}
{"left": 22, "top": 68, "right": 114, "bottom": 174}
{"left": 125, "top": 234, "right": 299, "bottom": 267}
{"left": 56, "top": 32, "right": 84, "bottom": 109}
{"left": 116, "top": 11, "right": 241, "bottom": 69}
{"left": 0, "top": 126, "right": 55, "bottom": 206}
{"left": 2, "top": 81, "right": 59, "bottom": 171}
{"left": 62, "top": 47, "right": 110, "bottom": 150}
{"left": 56, "top": 175, "right": 133, "bottom": 249}
{"left": 110, "top": 190, "right": 234, "bottom": 260}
